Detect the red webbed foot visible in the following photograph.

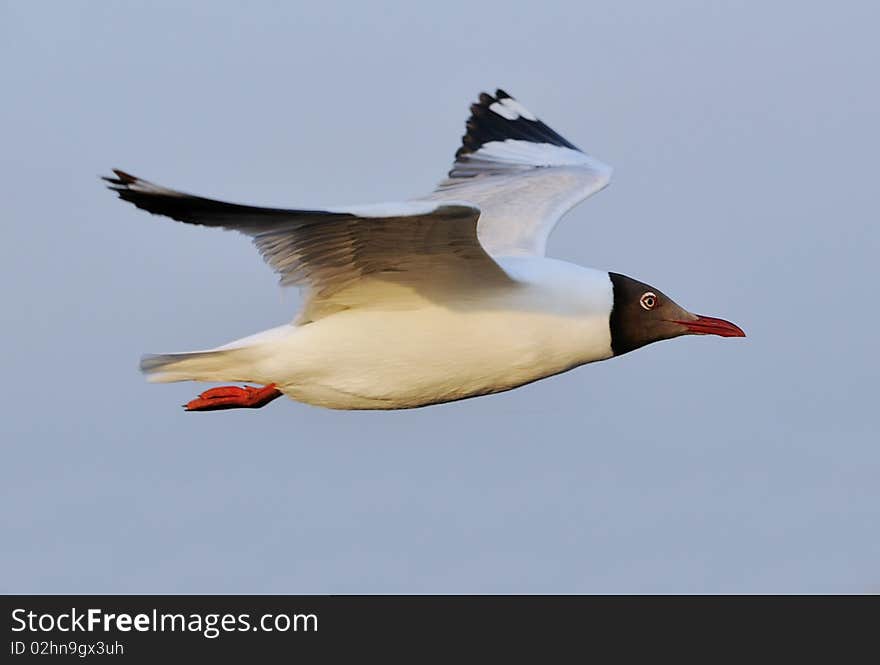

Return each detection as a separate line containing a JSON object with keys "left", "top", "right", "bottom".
{"left": 184, "top": 384, "right": 283, "bottom": 411}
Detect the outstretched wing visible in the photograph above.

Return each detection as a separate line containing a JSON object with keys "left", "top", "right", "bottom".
{"left": 104, "top": 170, "right": 511, "bottom": 322}
{"left": 426, "top": 89, "right": 612, "bottom": 257}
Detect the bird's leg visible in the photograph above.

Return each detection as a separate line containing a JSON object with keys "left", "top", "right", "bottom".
{"left": 184, "top": 384, "right": 283, "bottom": 411}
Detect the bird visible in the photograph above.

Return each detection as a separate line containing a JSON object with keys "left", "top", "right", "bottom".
{"left": 104, "top": 88, "right": 745, "bottom": 412}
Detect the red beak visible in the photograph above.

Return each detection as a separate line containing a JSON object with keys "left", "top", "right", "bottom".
{"left": 674, "top": 315, "right": 746, "bottom": 338}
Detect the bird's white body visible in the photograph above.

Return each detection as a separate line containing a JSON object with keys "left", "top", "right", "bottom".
{"left": 108, "top": 89, "right": 671, "bottom": 411}
{"left": 153, "top": 258, "right": 614, "bottom": 409}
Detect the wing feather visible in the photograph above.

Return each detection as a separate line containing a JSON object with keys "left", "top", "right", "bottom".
{"left": 104, "top": 170, "right": 510, "bottom": 322}
{"left": 426, "top": 89, "right": 612, "bottom": 257}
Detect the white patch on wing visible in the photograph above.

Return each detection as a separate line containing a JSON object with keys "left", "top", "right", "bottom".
{"left": 470, "top": 139, "right": 600, "bottom": 168}
{"left": 500, "top": 98, "right": 536, "bottom": 121}
{"left": 488, "top": 101, "right": 519, "bottom": 120}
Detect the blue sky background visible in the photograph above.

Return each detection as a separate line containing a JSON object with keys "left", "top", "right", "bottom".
{"left": 2, "top": 0, "right": 877, "bottom": 592}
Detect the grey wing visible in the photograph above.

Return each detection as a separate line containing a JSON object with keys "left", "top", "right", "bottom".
{"left": 425, "top": 89, "right": 613, "bottom": 257}
{"left": 104, "top": 170, "right": 510, "bottom": 322}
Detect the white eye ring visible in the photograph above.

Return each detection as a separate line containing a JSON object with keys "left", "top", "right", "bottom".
{"left": 640, "top": 292, "right": 657, "bottom": 310}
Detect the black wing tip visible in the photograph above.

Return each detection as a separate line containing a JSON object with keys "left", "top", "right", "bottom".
{"left": 102, "top": 168, "right": 138, "bottom": 188}
{"left": 454, "top": 91, "right": 500, "bottom": 160}
{"left": 453, "top": 88, "right": 579, "bottom": 165}
{"left": 112, "top": 168, "right": 137, "bottom": 183}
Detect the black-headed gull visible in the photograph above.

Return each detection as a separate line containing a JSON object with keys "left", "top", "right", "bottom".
{"left": 105, "top": 89, "right": 744, "bottom": 411}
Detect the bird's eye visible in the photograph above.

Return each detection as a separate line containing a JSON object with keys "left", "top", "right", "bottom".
{"left": 639, "top": 292, "right": 657, "bottom": 310}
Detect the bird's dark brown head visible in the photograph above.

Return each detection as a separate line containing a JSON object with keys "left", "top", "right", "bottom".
{"left": 608, "top": 273, "right": 745, "bottom": 356}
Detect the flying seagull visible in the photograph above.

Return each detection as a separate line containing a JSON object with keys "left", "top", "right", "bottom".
{"left": 105, "top": 89, "right": 745, "bottom": 411}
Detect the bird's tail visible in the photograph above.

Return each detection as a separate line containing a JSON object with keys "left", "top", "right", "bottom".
{"left": 140, "top": 347, "right": 262, "bottom": 384}
{"left": 140, "top": 324, "right": 296, "bottom": 384}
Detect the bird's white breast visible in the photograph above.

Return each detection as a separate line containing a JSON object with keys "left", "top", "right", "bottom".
{"left": 258, "top": 258, "right": 614, "bottom": 409}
